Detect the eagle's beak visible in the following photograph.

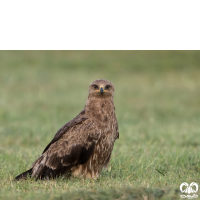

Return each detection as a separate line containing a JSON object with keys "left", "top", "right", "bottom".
{"left": 100, "top": 86, "right": 104, "bottom": 94}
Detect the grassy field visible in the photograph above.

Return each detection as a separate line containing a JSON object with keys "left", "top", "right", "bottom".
{"left": 0, "top": 51, "right": 200, "bottom": 199}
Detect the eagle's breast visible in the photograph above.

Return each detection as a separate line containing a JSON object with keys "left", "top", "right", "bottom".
{"left": 71, "top": 97, "right": 118, "bottom": 179}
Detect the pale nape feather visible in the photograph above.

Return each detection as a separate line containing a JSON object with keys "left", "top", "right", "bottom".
{"left": 15, "top": 79, "right": 119, "bottom": 180}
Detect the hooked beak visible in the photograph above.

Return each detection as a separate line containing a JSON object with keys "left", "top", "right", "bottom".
{"left": 100, "top": 86, "right": 104, "bottom": 94}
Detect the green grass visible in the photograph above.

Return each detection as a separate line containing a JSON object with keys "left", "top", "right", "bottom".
{"left": 0, "top": 51, "right": 200, "bottom": 199}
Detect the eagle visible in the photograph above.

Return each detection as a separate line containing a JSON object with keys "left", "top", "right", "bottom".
{"left": 15, "top": 79, "right": 119, "bottom": 180}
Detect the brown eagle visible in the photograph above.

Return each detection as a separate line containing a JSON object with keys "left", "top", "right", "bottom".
{"left": 15, "top": 79, "right": 119, "bottom": 180}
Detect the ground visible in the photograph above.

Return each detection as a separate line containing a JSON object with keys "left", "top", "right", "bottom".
{"left": 0, "top": 51, "right": 200, "bottom": 199}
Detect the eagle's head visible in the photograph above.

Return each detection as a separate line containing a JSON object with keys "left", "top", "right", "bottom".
{"left": 88, "top": 79, "right": 115, "bottom": 98}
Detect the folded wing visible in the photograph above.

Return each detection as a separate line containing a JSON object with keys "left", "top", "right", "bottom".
{"left": 31, "top": 111, "right": 100, "bottom": 179}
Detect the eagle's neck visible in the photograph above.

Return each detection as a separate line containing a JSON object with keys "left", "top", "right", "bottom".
{"left": 84, "top": 96, "right": 115, "bottom": 125}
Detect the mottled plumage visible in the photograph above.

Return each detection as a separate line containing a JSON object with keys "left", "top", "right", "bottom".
{"left": 15, "top": 79, "right": 119, "bottom": 180}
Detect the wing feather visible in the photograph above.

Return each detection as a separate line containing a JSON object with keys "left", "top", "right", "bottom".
{"left": 32, "top": 111, "right": 100, "bottom": 179}
{"left": 42, "top": 110, "right": 87, "bottom": 153}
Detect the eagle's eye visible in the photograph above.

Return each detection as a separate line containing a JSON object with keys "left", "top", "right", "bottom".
{"left": 105, "top": 85, "right": 111, "bottom": 90}
{"left": 92, "top": 84, "right": 99, "bottom": 90}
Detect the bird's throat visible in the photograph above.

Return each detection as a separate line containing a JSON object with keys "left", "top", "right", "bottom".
{"left": 85, "top": 97, "right": 115, "bottom": 124}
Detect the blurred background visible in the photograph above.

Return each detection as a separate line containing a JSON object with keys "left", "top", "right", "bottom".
{"left": 1, "top": 50, "right": 200, "bottom": 149}
{"left": 0, "top": 51, "right": 200, "bottom": 190}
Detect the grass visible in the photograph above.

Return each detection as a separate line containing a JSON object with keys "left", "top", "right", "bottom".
{"left": 0, "top": 51, "right": 200, "bottom": 199}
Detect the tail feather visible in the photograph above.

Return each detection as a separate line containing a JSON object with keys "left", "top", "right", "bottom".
{"left": 15, "top": 168, "right": 32, "bottom": 181}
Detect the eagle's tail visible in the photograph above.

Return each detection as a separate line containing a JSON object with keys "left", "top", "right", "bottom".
{"left": 14, "top": 168, "right": 33, "bottom": 181}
